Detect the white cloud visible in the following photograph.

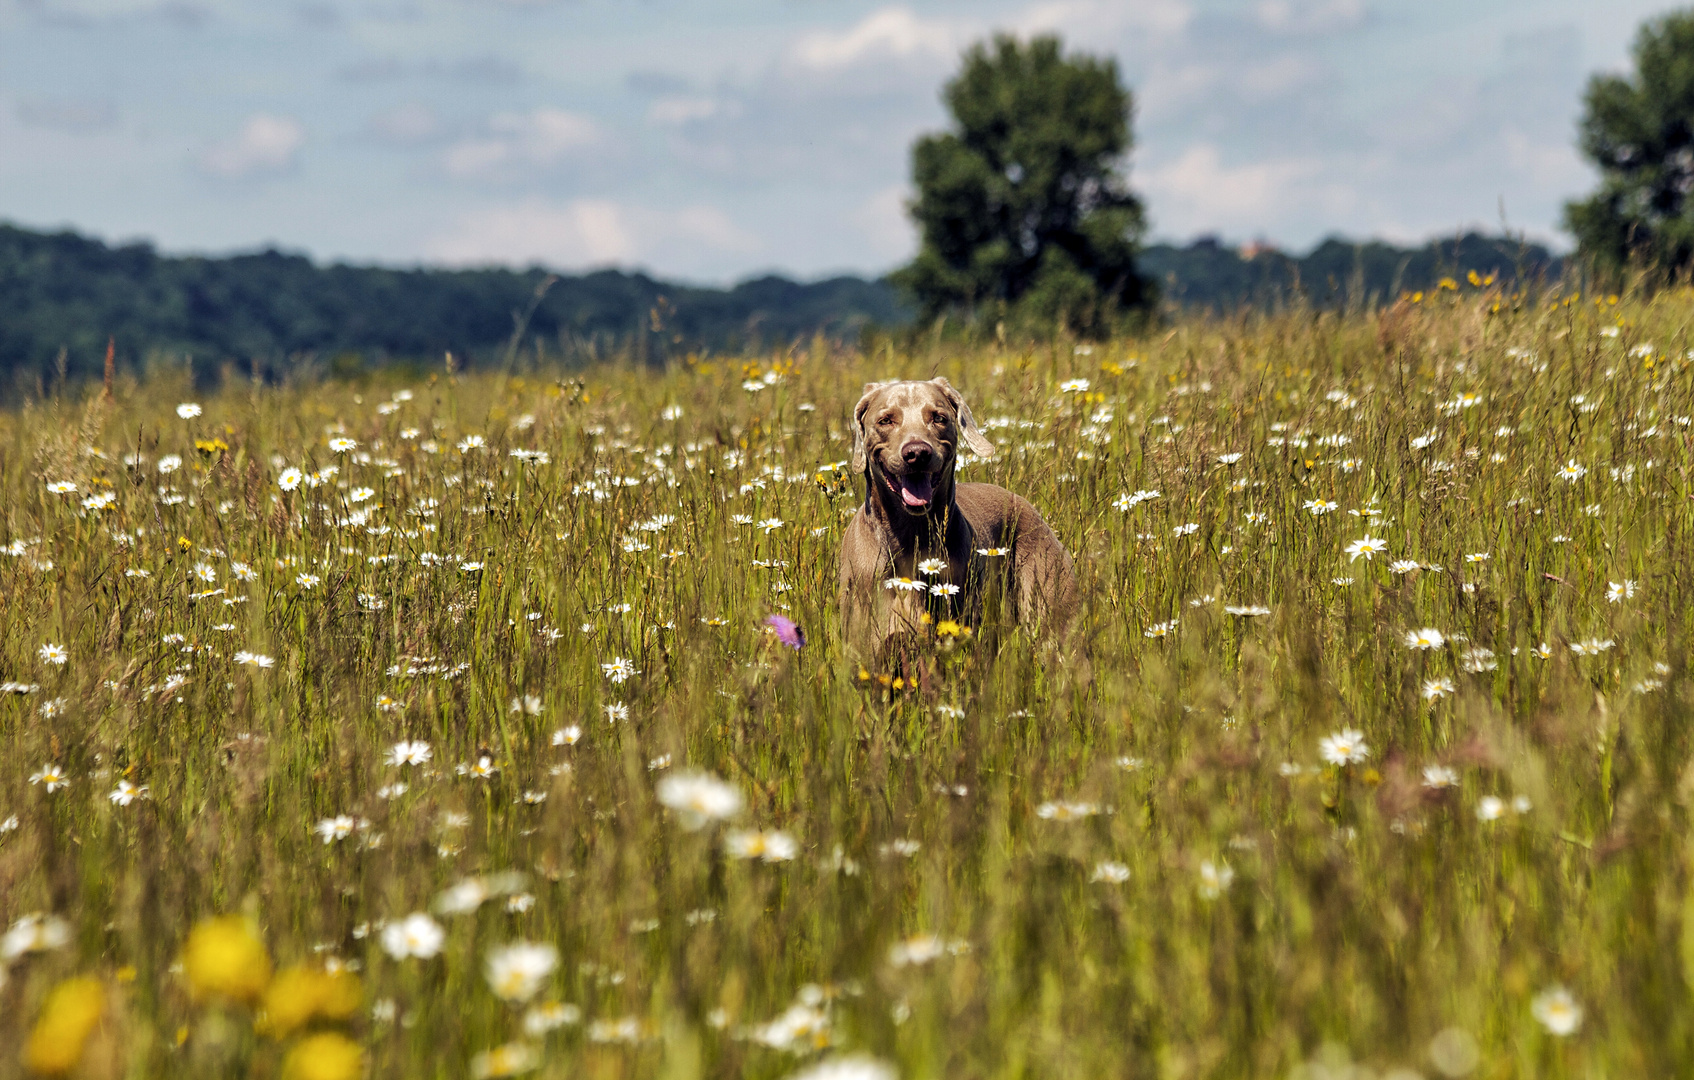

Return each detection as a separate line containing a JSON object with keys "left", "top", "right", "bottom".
{"left": 427, "top": 198, "right": 633, "bottom": 266}
{"left": 1136, "top": 53, "right": 1325, "bottom": 127}
{"left": 424, "top": 198, "right": 761, "bottom": 271}
{"left": 792, "top": 7, "right": 959, "bottom": 71}
{"left": 197, "top": 114, "right": 304, "bottom": 180}
{"left": 786, "top": 0, "right": 1192, "bottom": 77}
{"left": 442, "top": 107, "right": 600, "bottom": 182}
{"left": 854, "top": 184, "right": 916, "bottom": 263}
{"left": 668, "top": 205, "right": 763, "bottom": 255}
{"left": 1140, "top": 143, "right": 1345, "bottom": 236}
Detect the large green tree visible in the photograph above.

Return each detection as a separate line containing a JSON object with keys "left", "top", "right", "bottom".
{"left": 1566, "top": 10, "right": 1694, "bottom": 276}
{"left": 893, "top": 35, "right": 1150, "bottom": 330}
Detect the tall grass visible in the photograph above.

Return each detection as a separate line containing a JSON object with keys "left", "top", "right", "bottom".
{"left": 2, "top": 284, "right": 1692, "bottom": 1078}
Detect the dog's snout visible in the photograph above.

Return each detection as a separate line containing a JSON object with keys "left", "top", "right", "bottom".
{"left": 901, "top": 440, "right": 935, "bottom": 468}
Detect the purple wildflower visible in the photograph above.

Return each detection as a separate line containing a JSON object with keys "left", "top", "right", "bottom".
{"left": 765, "top": 615, "right": 805, "bottom": 650}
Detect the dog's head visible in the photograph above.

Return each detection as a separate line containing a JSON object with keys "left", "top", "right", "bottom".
{"left": 850, "top": 377, "right": 995, "bottom": 518}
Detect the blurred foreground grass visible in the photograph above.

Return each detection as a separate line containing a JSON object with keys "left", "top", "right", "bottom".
{"left": 3, "top": 284, "right": 1694, "bottom": 1078}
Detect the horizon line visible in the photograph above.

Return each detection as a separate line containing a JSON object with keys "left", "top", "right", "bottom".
{"left": 4, "top": 216, "right": 1569, "bottom": 290}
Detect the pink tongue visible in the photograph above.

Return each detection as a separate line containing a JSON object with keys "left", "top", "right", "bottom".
{"left": 900, "top": 474, "right": 933, "bottom": 507}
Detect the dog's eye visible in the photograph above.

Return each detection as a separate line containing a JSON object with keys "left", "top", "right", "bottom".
{"left": 930, "top": 412, "right": 949, "bottom": 426}
{"left": 877, "top": 414, "right": 895, "bottom": 427}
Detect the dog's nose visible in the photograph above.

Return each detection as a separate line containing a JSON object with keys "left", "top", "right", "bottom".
{"left": 901, "top": 441, "right": 934, "bottom": 468}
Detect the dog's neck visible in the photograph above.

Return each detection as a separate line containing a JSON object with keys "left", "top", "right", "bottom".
{"left": 862, "top": 465, "right": 962, "bottom": 556}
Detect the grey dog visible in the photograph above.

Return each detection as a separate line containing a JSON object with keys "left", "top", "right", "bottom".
{"left": 837, "top": 377, "right": 1079, "bottom": 661}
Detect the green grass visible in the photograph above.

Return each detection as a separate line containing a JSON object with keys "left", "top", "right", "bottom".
{"left": 3, "top": 284, "right": 1694, "bottom": 1078}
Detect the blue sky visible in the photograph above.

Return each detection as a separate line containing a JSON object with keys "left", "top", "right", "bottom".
{"left": 0, "top": 0, "right": 1680, "bottom": 282}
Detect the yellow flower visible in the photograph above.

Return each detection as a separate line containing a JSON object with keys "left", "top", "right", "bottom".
{"left": 258, "top": 964, "right": 363, "bottom": 1036}
{"left": 25, "top": 976, "right": 106, "bottom": 1076}
{"left": 281, "top": 1033, "right": 365, "bottom": 1080}
{"left": 182, "top": 916, "right": 272, "bottom": 1004}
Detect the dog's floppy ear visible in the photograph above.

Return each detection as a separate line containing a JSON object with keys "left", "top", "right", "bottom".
{"left": 851, "top": 381, "right": 892, "bottom": 474}
{"left": 930, "top": 377, "right": 995, "bottom": 458}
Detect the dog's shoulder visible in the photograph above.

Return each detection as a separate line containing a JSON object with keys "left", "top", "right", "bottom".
{"left": 839, "top": 503, "right": 876, "bottom": 544}
{"left": 837, "top": 504, "right": 886, "bottom": 579}
{"left": 955, "top": 481, "right": 1039, "bottom": 521}
{"left": 954, "top": 481, "right": 1015, "bottom": 509}
{"left": 955, "top": 482, "right": 1061, "bottom": 543}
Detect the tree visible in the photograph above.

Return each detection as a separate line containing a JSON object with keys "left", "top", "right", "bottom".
{"left": 1566, "top": 10, "right": 1694, "bottom": 276}
{"left": 892, "top": 34, "right": 1150, "bottom": 331}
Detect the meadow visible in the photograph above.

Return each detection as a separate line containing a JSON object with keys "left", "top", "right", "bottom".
{"left": 2, "top": 281, "right": 1693, "bottom": 1079}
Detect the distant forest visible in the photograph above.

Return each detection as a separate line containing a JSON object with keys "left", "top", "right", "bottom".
{"left": 0, "top": 223, "right": 908, "bottom": 385}
{"left": 0, "top": 222, "right": 1563, "bottom": 384}
{"left": 1139, "top": 232, "right": 1563, "bottom": 311}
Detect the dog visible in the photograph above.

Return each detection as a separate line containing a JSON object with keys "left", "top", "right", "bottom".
{"left": 837, "top": 377, "right": 1078, "bottom": 662}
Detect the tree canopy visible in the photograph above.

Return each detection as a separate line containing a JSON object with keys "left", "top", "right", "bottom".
{"left": 892, "top": 35, "right": 1150, "bottom": 332}
{"left": 1566, "top": 10, "right": 1694, "bottom": 276}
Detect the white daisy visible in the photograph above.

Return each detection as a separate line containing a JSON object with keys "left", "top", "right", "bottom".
{"left": 1318, "top": 728, "right": 1369, "bottom": 766}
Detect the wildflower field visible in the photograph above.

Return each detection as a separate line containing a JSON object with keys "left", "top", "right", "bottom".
{"left": 4, "top": 284, "right": 1694, "bottom": 1079}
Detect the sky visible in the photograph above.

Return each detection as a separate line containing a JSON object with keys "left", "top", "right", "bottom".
{"left": 0, "top": 0, "right": 1681, "bottom": 283}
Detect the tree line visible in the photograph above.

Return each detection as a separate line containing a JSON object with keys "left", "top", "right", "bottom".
{"left": 0, "top": 221, "right": 1569, "bottom": 386}
{"left": 0, "top": 224, "right": 908, "bottom": 385}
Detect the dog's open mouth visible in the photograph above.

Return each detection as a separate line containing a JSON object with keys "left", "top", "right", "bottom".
{"left": 883, "top": 468, "right": 936, "bottom": 510}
